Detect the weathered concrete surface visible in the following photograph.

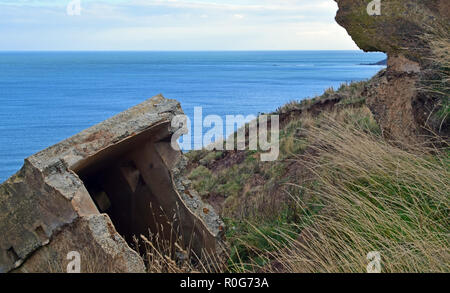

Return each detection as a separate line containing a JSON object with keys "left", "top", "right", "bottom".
{"left": 0, "top": 95, "right": 224, "bottom": 273}
{"left": 335, "top": 0, "right": 449, "bottom": 142}
{"left": 14, "top": 215, "right": 145, "bottom": 273}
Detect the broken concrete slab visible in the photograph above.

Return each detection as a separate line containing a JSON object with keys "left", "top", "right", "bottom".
{"left": 0, "top": 94, "right": 225, "bottom": 273}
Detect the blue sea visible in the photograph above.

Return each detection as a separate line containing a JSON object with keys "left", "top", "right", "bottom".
{"left": 0, "top": 51, "right": 385, "bottom": 182}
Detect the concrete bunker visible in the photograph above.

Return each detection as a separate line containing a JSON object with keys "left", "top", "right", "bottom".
{"left": 0, "top": 95, "right": 224, "bottom": 273}
{"left": 73, "top": 121, "right": 217, "bottom": 258}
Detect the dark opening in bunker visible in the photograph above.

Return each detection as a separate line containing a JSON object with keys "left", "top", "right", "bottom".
{"left": 73, "top": 122, "right": 216, "bottom": 261}
{"left": 74, "top": 123, "right": 183, "bottom": 248}
{"left": 72, "top": 122, "right": 216, "bottom": 260}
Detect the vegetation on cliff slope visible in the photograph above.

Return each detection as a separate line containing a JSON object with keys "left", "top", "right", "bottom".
{"left": 141, "top": 29, "right": 450, "bottom": 273}
{"left": 227, "top": 115, "right": 449, "bottom": 273}
{"left": 183, "top": 73, "right": 449, "bottom": 273}
{"left": 422, "top": 24, "right": 450, "bottom": 132}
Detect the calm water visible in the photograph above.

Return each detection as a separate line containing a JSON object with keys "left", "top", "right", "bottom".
{"left": 0, "top": 51, "right": 385, "bottom": 182}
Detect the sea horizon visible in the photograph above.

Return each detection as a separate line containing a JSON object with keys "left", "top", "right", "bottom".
{"left": 0, "top": 50, "right": 386, "bottom": 182}
{"left": 0, "top": 49, "right": 369, "bottom": 53}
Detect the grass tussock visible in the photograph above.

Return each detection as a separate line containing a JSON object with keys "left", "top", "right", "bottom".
{"left": 234, "top": 113, "right": 449, "bottom": 273}
{"left": 421, "top": 25, "right": 450, "bottom": 131}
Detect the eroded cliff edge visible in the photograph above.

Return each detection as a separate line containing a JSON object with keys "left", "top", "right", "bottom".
{"left": 0, "top": 95, "right": 224, "bottom": 273}
{"left": 335, "top": 0, "right": 449, "bottom": 142}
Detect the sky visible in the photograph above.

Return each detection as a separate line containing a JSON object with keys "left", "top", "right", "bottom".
{"left": 0, "top": 0, "right": 359, "bottom": 51}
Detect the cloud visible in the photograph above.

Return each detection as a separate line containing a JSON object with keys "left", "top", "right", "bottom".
{"left": 0, "top": 0, "right": 358, "bottom": 50}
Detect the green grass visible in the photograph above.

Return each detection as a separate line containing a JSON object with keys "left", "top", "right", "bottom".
{"left": 188, "top": 165, "right": 216, "bottom": 197}
{"left": 183, "top": 73, "right": 448, "bottom": 272}
{"left": 233, "top": 115, "right": 449, "bottom": 273}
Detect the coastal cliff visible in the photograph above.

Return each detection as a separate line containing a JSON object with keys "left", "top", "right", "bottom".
{"left": 0, "top": 0, "right": 448, "bottom": 273}
{"left": 184, "top": 0, "right": 449, "bottom": 272}
{"left": 335, "top": 0, "right": 449, "bottom": 142}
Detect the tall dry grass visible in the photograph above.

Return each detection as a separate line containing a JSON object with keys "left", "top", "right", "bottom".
{"left": 138, "top": 232, "right": 226, "bottom": 273}
{"left": 130, "top": 106, "right": 449, "bottom": 273}
{"left": 133, "top": 204, "right": 227, "bottom": 273}
{"left": 234, "top": 110, "right": 449, "bottom": 273}
{"left": 421, "top": 25, "right": 450, "bottom": 131}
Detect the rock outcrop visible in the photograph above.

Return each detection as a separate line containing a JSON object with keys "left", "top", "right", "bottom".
{"left": 335, "top": 0, "right": 449, "bottom": 142}
{"left": 0, "top": 95, "right": 224, "bottom": 273}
